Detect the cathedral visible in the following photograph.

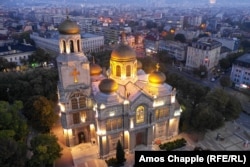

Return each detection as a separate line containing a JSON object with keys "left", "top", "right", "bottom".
{"left": 56, "top": 17, "right": 181, "bottom": 158}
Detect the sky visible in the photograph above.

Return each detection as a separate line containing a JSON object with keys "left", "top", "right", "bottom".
{"left": 2, "top": 0, "right": 250, "bottom": 7}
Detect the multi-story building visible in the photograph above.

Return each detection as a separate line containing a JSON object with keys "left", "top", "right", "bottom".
{"left": 159, "top": 40, "right": 188, "bottom": 62}
{"left": 144, "top": 31, "right": 160, "bottom": 56}
{"left": 90, "top": 25, "right": 121, "bottom": 45}
{"left": 185, "top": 38, "right": 221, "bottom": 71}
{"left": 74, "top": 17, "right": 98, "bottom": 33}
{"left": 0, "top": 44, "right": 35, "bottom": 65}
{"left": 81, "top": 33, "right": 104, "bottom": 53}
{"left": 230, "top": 53, "right": 250, "bottom": 87}
{"left": 164, "top": 16, "right": 184, "bottom": 30}
{"left": 186, "top": 15, "right": 202, "bottom": 27}
{"left": 30, "top": 31, "right": 104, "bottom": 54}
{"left": 213, "top": 37, "right": 240, "bottom": 53}
{"left": 57, "top": 17, "right": 181, "bottom": 158}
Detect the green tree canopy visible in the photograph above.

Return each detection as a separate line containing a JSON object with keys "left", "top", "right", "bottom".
{"left": 29, "top": 134, "right": 62, "bottom": 167}
{"left": 0, "top": 68, "right": 58, "bottom": 102}
{"left": 137, "top": 56, "right": 157, "bottom": 73}
{"left": 174, "top": 33, "right": 186, "bottom": 43}
{"left": 206, "top": 89, "right": 241, "bottom": 121}
{"left": 23, "top": 96, "right": 58, "bottom": 133}
{"left": 190, "top": 103, "right": 224, "bottom": 131}
{"left": 193, "top": 65, "right": 208, "bottom": 78}
{"left": 219, "top": 58, "right": 231, "bottom": 70}
{"left": 0, "top": 101, "right": 28, "bottom": 167}
{"left": 28, "top": 48, "right": 52, "bottom": 67}
{"left": 219, "top": 76, "right": 231, "bottom": 89}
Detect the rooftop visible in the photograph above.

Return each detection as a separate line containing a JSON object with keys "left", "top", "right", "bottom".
{"left": 234, "top": 53, "right": 250, "bottom": 68}
{"left": 81, "top": 33, "right": 102, "bottom": 38}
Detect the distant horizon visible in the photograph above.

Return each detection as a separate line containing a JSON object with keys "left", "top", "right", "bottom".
{"left": 3, "top": 0, "right": 250, "bottom": 7}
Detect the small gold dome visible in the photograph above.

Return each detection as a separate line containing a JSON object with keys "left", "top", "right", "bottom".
{"left": 111, "top": 44, "right": 136, "bottom": 61}
{"left": 137, "top": 60, "right": 142, "bottom": 69}
{"left": 99, "top": 78, "right": 118, "bottom": 93}
{"left": 58, "top": 17, "right": 80, "bottom": 35}
{"left": 148, "top": 71, "right": 166, "bottom": 84}
{"left": 90, "top": 64, "right": 102, "bottom": 76}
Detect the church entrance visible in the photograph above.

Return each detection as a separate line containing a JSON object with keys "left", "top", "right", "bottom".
{"left": 78, "top": 132, "right": 86, "bottom": 143}
{"left": 136, "top": 132, "right": 145, "bottom": 145}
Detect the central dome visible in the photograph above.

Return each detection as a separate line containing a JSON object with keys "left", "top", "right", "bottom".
{"left": 111, "top": 44, "right": 136, "bottom": 61}
{"left": 99, "top": 78, "right": 118, "bottom": 93}
{"left": 58, "top": 17, "right": 80, "bottom": 35}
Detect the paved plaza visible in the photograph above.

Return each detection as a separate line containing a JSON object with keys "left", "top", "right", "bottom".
{"left": 53, "top": 116, "right": 250, "bottom": 167}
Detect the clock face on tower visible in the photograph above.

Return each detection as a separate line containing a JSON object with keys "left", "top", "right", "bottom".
{"left": 71, "top": 68, "right": 80, "bottom": 83}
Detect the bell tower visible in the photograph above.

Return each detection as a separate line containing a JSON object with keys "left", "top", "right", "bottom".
{"left": 57, "top": 17, "right": 95, "bottom": 147}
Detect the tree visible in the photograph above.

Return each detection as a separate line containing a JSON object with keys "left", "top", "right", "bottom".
{"left": 29, "top": 134, "right": 62, "bottom": 167}
{"left": 0, "top": 57, "right": 8, "bottom": 72}
{"left": 174, "top": 33, "right": 186, "bottom": 43}
{"left": 0, "top": 101, "right": 28, "bottom": 167}
{"left": 28, "top": 48, "right": 52, "bottom": 67}
{"left": 206, "top": 89, "right": 241, "bottom": 120}
{"left": 137, "top": 56, "right": 157, "bottom": 73}
{"left": 191, "top": 103, "right": 224, "bottom": 132}
{"left": 193, "top": 65, "right": 208, "bottom": 79}
{"left": 219, "top": 58, "right": 231, "bottom": 70}
{"left": 116, "top": 140, "right": 125, "bottom": 165}
{"left": 156, "top": 50, "right": 173, "bottom": 65}
{"left": 23, "top": 96, "right": 58, "bottom": 133}
{"left": 219, "top": 76, "right": 231, "bottom": 89}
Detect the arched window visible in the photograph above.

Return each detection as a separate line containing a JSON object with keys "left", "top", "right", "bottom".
{"left": 70, "top": 40, "right": 74, "bottom": 53}
{"left": 126, "top": 65, "right": 131, "bottom": 77}
{"left": 70, "top": 93, "right": 86, "bottom": 110}
{"left": 77, "top": 40, "right": 80, "bottom": 52}
{"left": 79, "top": 97, "right": 86, "bottom": 108}
{"left": 136, "top": 106, "right": 144, "bottom": 124}
{"left": 63, "top": 40, "right": 66, "bottom": 53}
{"left": 71, "top": 98, "right": 78, "bottom": 109}
{"left": 116, "top": 65, "right": 121, "bottom": 77}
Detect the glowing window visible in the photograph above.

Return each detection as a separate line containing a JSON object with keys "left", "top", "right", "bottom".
{"left": 71, "top": 98, "right": 78, "bottom": 109}
{"left": 70, "top": 93, "right": 86, "bottom": 110}
{"left": 63, "top": 40, "right": 66, "bottom": 53}
{"left": 126, "top": 65, "right": 131, "bottom": 77}
{"left": 116, "top": 65, "right": 121, "bottom": 77}
{"left": 106, "top": 118, "right": 122, "bottom": 131}
{"left": 155, "top": 108, "right": 169, "bottom": 121}
{"left": 77, "top": 40, "right": 80, "bottom": 52}
{"left": 70, "top": 40, "right": 74, "bottom": 53}
{"left": 73, "top": 113, "right": 80, "bottom": 124}
{"left": 136, "top": 106, "right": 144, "bottom": 124}
{"left": 79, "top": 97, "right": 86, "bottom": 108}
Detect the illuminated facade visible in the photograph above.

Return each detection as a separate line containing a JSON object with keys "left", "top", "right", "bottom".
{"left": 57, "top": 17, "right": 181, "bottom": 158}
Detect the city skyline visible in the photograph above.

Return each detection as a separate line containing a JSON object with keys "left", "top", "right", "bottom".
{"left": 3, "top": 0, "right": 250, "bottom": 7}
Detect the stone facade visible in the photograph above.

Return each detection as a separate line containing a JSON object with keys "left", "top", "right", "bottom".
{"left": 57, "top": 17, "right": 181, "bottom": 158}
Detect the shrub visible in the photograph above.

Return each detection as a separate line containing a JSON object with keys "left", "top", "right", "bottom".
{"left": 159, "top": 138, "right": 187, "bottom": 151}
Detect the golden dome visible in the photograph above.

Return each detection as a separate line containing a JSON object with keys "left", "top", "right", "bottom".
{"left": 90, "top": 64, "right": 102, "bottom": 76}
{"left": 148, "top": 71, "right": 166, "bottom": 84}
{"left": 99, "top": 78, "right": 118, "bottom": 93}
{"left": 111, "top": 44, "right": 136, "bottom": 61}
{"left": 137, "top": 60, "right": 142, "bottom": 69}
{"left": 58, "top": 17, "right": 80, "bottom": 35}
